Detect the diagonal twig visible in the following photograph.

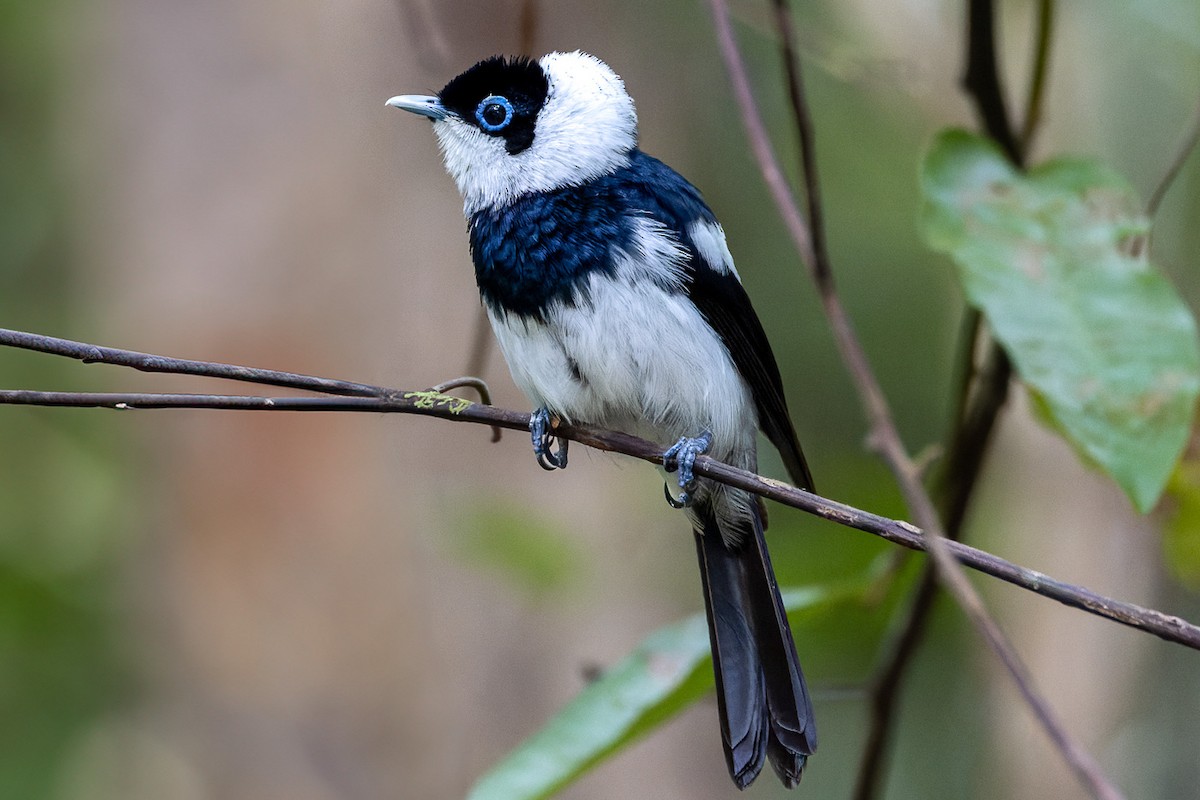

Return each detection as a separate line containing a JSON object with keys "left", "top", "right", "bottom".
{"left": 0, "top": 382, "right": 1197, "bottom": 655}
{"left": 711, "top": 2, "right": 1124, "bottom": 798}
{"left": 0, "top": 327, "right": 503, "bottom": 441}
{"left": 462, "top": 0, "right": 541, "bottom": 381}
{"left": 0, "top": 328, "right": 390, "bottom": 397}
{"left": 1147, "top": 99, "right": 1200, "bottom": 218}
{"left": 769, "top": 0, "right": 832, "bottom": 288}
{"left": 3, "top": 329, "right": 1199, "bottom": 651}
{"left": 962, "top": 0, "right": 1023, "bottom": 165}
{"left": 860, "top": 1, "right": 1051, "bottom": 793}
{"left": 1019, "top": 0, "right": 1056, "bottom": 152}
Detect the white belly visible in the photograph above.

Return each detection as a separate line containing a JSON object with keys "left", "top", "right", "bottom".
{"left": 487, "top": 273, "right": 757, "bottom": 463}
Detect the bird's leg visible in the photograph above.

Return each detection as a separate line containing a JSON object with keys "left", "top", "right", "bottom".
{"left": 662, "top": 430, "right": 713, "bottom": 509}
{"left": 530, "top": 407, "right": 568, "bottom": 470}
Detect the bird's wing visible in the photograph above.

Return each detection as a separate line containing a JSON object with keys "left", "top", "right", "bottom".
{"left": 686, "top": 261, "right": 814, "bottom": 491}
{"left": 620, "top": 151, "right": 814, "bottom": 491}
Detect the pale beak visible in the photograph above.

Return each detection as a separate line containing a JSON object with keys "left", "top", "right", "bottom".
{"left": 386, "top": 94, "right": 448, "bottom": 120}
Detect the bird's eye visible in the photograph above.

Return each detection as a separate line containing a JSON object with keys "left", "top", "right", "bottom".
{"left": 475, "top": 95, "right": 514, "bottom": 132}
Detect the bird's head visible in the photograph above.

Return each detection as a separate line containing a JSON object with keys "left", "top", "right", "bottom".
{"left": 388, "top": 51, "right": 638, "bottom": 214}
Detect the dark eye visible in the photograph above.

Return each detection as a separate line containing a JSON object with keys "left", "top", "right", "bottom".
{"left": 475, "top": 95, "right": 514, "bottom": 132}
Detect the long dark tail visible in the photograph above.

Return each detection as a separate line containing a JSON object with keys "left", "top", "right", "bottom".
{"left": 694, "top": 504, "right": 816, "bottom": 789}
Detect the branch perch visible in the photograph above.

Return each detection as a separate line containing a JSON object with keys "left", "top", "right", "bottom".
{"left": 710, "top": 2, "right": 1122, "bottom": 798}
{"left": 858, "top": 0, "right": 1035, "bottom": 792}
{"left": 1, "top": 328, "right": 1197, "bottom": 653}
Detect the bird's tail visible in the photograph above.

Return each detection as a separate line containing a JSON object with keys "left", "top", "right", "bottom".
{"left": 693, "top": 504, "right": 816, "bottom": 789}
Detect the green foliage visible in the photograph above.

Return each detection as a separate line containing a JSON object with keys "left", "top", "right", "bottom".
{"left": 450, "top": 500, "right": 584, "bottom": 598}
{"left": 922, "top": 130, "right": 1200, "bottom": 512}
{"left": 466, "top": 613, "right": 711, "bottom": 800}
{"left": 0, "top": 561, "right": 126, "bottom": 799}
{"left": 0, "top": 3, "right": 132, "bottom": 797}
{"left": 1165, "top": 457, "right": 1200, "bottom": 588}
{"left": 467, "top": 581, "right": 868, "bottom": 800}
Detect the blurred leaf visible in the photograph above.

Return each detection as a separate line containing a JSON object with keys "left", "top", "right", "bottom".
{"left": 766, "top": 507, "right": 910, "bottom": 680}
{"left": 0, "top": 3, "right": 132, "bottom": 797}
{"left": 1164, "top": 456, "right": 1200, "bottom": 589}
{"left": 0, "top": 562, "right": 125, "bottom": 800}
{"left": 922, "top": 130, "right": 1200, "bottom": 512}
{"left": 449, "top": 501, "right": 583, "bottom": 598}
{"left": 467, "top": 581, "right": 862, "bottom": 800}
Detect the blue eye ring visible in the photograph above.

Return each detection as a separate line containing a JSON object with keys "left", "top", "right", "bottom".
{"left": 475, "top": 95, "right": 514, "bottom": 132}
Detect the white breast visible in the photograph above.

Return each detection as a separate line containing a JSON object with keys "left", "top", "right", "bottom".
{"left": 487, "top": 273, "right": 757, "bottom": 463}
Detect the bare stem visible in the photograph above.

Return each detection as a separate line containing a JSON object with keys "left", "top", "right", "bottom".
{"left": 713, "top": 2, "right": 1122, "bottom": 798}
{"left": 461, "top": 0, "right": 542, "bottom": 382}
{"left": 517, "top": 0, "right": 539, "bottom": 56}
{"left": 463, "top": 310, "right": 495, "bottom": 382}
{"left": 1020, "top": 0, "right": 1056, "bottom": 152}
{"left": 1147, "top": 99, "right": 1200, "bottom": 218}
{"left": 2, "top": 329, "right": 1198, "bottom": 654}
{"left": 0, "top": 328, "right": 390, "bottom": 397}
{"left": 858, "top": 0, "right": 1056, "bottom": 793}
{"left": 769, "top": 0, "right": 832, "bottom": 288}
{"left": 963, "top": 0, "right": 1023, "bottom": 165}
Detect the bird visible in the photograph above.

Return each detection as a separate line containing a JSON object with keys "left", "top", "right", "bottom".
{"left": 388, "top": 51, "right": 816, "bottom": 789}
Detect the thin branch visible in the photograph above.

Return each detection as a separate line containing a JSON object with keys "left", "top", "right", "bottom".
{"left": 855, "top": 560, "right": 939, "bottom": 796}
{"left": 429, "top": 375, "right": 492, "bottom": 404}
{"left": 963, "top": 0, "right": 1023, "bottom": 165}
{"left": 2, "top": 380, "right": 1199, "bottom": 654}
{"left": 938, "top": 340, "right": 1012, "bottom": 535}
{"left": 1, "top": 390, "right": 419, "bottom": 413}
{"left": 1019, "top": 0, "right": 1056, "bottom": 152}
{"left": 463, "top": 307, "right": 494, "bottom": 380}
{"left": 2, "top": 329, "right": 1197, "bottom": 647}
{"left": 715, "top": 3, "right": 1121, "bottom": 798}
{"left": 856, "top": 0, "right": 1049, "bottom": 794}
{"left": 517, "top": 0, "right": 539, "bottom": 56}
{"left": 0, "top": 326, "right": 505, "bottom": 442}
{"left": 710, "top": 0, "right": 892, "bottom": 506}
{"left": 462, "top": 0, "right": 540, "bottom": 382}
{"left": 945, "top": 307, "right": 985, "bottom": 467}
{"left": 857, "top": 0, "right": 1057, "bottom": 793}
{"left": 1147, "top": 99, "right": 1200, "bottom": 218}
{"left": 769, "top": 0, "right": 832, "bottom": 287}
{"left": 707, "top": 0, "right": 816, "bottom": 272}
{"left": 857, "top": 342, "right": 1015, "bottom": 799}
{"left": 393, "top": 0, "right": 452, "bottom": 73}
{"left": 430, "top": 375, "right": 501, "bottom": 441}
{"left": 0, "top": 328, "right": 390, "bottom": 398}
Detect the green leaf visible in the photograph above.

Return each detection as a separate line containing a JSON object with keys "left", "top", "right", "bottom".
{"left": 467, "top": 583, "right": 852, "bottom": 800}
{"left": 921, "top": 130, "right": 1200, "bottom": 511}
{"left": 1164, "top": 456, "right": 1200, "bottom": 588}
{"left": 447, "top": 500, "right": 583, "bottom": 599}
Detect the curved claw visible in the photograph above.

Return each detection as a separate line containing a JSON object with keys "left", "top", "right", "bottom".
{"left": 663, "top": 482, "right": 693, "bottom": 509}
{"left": 662, "top": 430, "right": 713, "bottom": 500}
{"left": 530, "top": 407, "right": 568, "bottom": 471}
{"left": 536, "top": 442, "right": 568, "bottom": 471}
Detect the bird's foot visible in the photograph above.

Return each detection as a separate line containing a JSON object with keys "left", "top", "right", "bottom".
{"left": 530, "top": 407, "right": 568, "bottom": 470}
{"left": 662, "top": 430, "right": 712, "bottom": 509}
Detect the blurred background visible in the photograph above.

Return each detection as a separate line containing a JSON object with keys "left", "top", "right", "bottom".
{"left": 1, "top": 1, "right": 1198, "bottom": 798}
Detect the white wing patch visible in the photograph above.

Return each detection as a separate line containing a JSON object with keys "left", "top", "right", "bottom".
{"left": 687, "top": 219, "right": 740, "bottom": 279}
{"left": 612, "top": 216, "right": 689, "bottom": 292}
